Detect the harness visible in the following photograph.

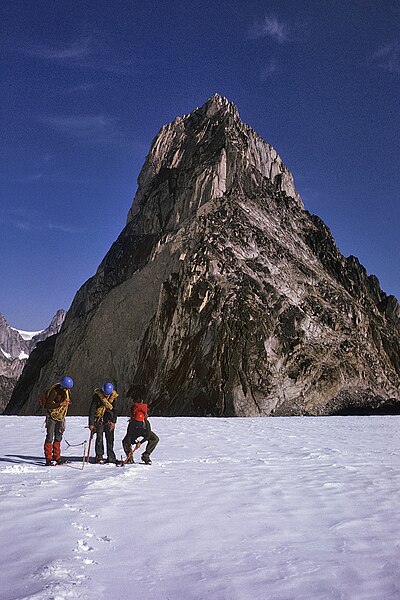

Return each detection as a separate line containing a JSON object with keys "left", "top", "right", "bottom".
{"left": 46, "top": 385, "right": 70, "bottom": 421}
{"left": 94, "top": 389, "right": 118, "bottom": 420}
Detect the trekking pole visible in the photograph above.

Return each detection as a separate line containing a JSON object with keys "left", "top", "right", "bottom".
{"left": 86, "top": 428, "right": 94, "bottom": 464}
{"left": 82, "top": 441, "right": 87, "bottom": 470}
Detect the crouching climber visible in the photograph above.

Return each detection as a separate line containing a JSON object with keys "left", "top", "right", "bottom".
{"left": 43, "top": 375, "right": 73, "bottom": 466}
{"left": 122, "top": 401, "right": 159, "bottom": 464}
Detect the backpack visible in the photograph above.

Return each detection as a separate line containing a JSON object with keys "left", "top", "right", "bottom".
{"left": 39, "top": 389, "right": 49, "bottom": 409}
{"left": 130, "top": 402, "right": 148, "bottom": 421}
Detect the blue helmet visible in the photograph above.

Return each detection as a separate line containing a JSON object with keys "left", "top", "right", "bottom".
{"left": 102, "top": 381, "right": 114, "bottom": 395}
{"left": 60, "top": 375, "right": 74, "bottom": 389}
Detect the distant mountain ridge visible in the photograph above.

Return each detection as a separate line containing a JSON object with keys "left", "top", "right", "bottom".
{"left": 0, "top": 310, "right": 65, "bottom": 412}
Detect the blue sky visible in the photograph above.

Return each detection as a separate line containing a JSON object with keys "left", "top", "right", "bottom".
{"left": 1, "top": 0, "right": 399, "bottom": 329}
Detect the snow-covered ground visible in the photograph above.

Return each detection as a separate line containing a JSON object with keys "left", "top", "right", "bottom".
{"left": 1, "top": 348, "right": 29, "bottom": 360}
{"left": 0, "top": 415, "right": 399, "bottom": 600}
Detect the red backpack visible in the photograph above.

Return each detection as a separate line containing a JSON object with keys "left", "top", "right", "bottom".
{"left": 130, "top": 402, "right": 148, "bottom": 421}
{"left": 39, "top": 384, "right": 58, "bottom": 409}
{"left": 39, "top": 389, "right": 49, "bottom": 409}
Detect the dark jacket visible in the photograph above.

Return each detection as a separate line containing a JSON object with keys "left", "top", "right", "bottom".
{"left": 89, "top": 389, "right": 118, "bottom": 427}
{"left": 127, "top": 418, "right": 151, "bottom": 443}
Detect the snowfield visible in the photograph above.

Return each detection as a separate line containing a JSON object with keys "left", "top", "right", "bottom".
{"left": 0, "top": 415, "right": 399, "bottom": 600}
{"left": 10, "top": 328, "right": 43, "bottom": 341}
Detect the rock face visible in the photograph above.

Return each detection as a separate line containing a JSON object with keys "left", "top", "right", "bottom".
{"left": 0, "top": 375, "right": 16, "bottom": 413}
{"left": 0, "top": 314, "right": 30, "bottom": 361}
{"left": 29, "top": 310, "right": 66, "bottom": 347}
{"left": 0, "top": 310, "right": 65, "bottom": 412}
{"left": 6, "top": 94, "right": 400, "bottom": 416}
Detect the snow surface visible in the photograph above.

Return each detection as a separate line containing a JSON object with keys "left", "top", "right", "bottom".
{"left": 0, "top": 348, "right": 28, "bottom": 360}
{"left": 0, "top": 415, "right": 399, "bottom": 600}
{"left": 11, "top": 328, "right": 43, "bottom": 341}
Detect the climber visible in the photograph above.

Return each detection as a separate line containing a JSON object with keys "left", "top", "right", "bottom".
{"left": 43, "top": 375, "right": 73, "bottom": 466}
{"left": 88, "top": 382, "right": 119, "bottom": 464}
{"left": 122, "top": 400, "right": 159, "bottom": 464}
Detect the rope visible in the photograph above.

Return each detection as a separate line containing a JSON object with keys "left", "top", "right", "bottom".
{"left": 50, "top": 404, "right": 68, "bottom": 421}
{"left": 64, "top": 439, "right": 86, "bottom": 448}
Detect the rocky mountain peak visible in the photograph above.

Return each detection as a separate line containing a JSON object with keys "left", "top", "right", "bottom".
{"left": 30, "top": 309, "right": 66, "bottom": 346}
{"left": 0, "top": 313, "right": 29, "bottom": 359}
{"left": 127, "top": 94, "right": 302, "bottom": 227}
{"left": 6, "top": 96, "right": 400, "bottom": 417}
{"left": 196, "top": 93, "right": 240, "bottom": 120}
{"left": 0, "top": 310, "right": 66, "bottom": 413}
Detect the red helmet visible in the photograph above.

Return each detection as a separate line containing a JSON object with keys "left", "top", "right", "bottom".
{"left": 135, "top": 411, "right": 145, "bottom": 422}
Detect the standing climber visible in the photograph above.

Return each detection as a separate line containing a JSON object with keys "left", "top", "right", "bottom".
{"left": 88, "top": 382, "right": 119, "bottom": 464}
{"left": 43, "top": 375, "right": 73, "bottom": 466}
{"left": 122, "top": 401, "right": 159, "bottom": 464}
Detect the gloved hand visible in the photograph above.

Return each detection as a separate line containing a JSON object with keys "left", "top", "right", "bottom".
{"left": 89, "top": 425, "right": 95, "bottom": 431}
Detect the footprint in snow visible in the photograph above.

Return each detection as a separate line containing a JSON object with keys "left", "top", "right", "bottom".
{"left": 37, "top": 561, "right": 73, "bottom": 582}
{"left": 71, "top": 522, "right": 94, "bottom": 538}
{"left": 82, "top": 558, "right": 97, "bottom": 565}
{"left": 71, "top": 521, "right": 112, "bottom": 543}
{"left": 75, "top": 539, "right": 94, "bottom": 553}
{"left": 64, "top": 502, "right": 100, "bottom": 518}
{"left": 34, "top": 560, "right": 88, "bottom": 599}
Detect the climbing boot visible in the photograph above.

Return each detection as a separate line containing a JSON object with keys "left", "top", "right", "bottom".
{"left": 141, "top": 453, "right": 152, "bottom": 465}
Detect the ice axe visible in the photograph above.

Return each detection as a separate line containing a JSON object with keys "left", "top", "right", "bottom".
{"left": 117, "top": 442, "right": 141, "bottom": 467}
{"left": 82, "top": 440, "right": 87, "bottom": 470}
{"left": 85, "top": 426, "right": 95, "bottom": 464}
